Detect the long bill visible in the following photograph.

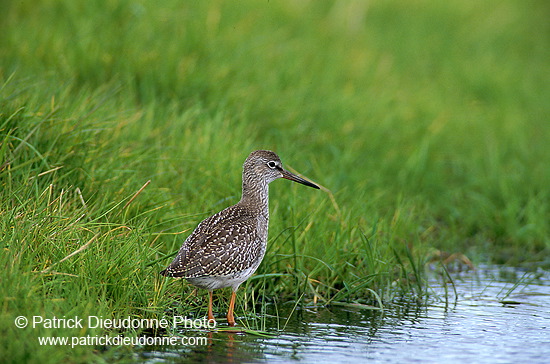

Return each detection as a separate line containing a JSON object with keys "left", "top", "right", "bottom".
{"left": 281, "top": 169, "right": 320, "bottom": 189}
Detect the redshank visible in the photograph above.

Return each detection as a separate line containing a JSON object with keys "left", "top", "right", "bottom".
{"left": 160, "top": 150, "right": 319, "bottom": 326}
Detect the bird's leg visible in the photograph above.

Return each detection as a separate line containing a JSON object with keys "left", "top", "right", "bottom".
{"left": 207, "top": 290, "right": 216, "bottom": 325}
{"left": 227, "top": 291, "right": 237, "bottom": 326}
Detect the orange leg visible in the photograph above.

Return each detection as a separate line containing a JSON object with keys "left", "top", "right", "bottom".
{"left": 207, "top": 291, "right": 216, "bottom": 324}
{"left": 227, "top": 291, "right": 237, "bottom": 326}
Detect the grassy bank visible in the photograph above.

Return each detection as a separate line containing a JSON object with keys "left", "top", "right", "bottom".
{"left": 1, "top": 0, "right": 549, "bottom": 361}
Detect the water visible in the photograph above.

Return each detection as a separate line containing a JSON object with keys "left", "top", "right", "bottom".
{"left": 138, "top": 266, "right": 550, "bottom": 363}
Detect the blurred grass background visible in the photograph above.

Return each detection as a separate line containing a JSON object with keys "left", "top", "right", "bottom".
{"left": 1, "top": 0, "right": 549, "bottom": 361}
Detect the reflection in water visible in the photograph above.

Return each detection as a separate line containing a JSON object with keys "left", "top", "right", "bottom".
{"left": 138, "top": 266, "right": 550, "bottom": 363}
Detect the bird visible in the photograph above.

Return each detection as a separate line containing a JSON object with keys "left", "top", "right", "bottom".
{"left": 160, "top": 150, "right": 319, "bottom": 326}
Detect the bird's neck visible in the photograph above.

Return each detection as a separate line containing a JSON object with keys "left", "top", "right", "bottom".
{"left": 239, "top": 179, "right": 270, "bottom": 219}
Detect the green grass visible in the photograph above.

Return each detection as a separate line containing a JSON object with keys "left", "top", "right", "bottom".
{"left": 1, "top": 0, "right": 549, "bottom": 362}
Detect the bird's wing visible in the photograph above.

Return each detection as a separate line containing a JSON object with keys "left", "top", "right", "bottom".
{"left": 160, "top": 205, "right": 263, "bottom": 278}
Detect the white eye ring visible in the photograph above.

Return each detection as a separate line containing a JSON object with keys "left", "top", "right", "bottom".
{"left": 267, "top": 161, "right": 277, "bottom": 169}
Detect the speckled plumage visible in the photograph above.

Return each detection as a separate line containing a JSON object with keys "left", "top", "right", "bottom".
{"left": 161, "top": 204, "right": 267, "bottom": 289}
{"left": 160, "top": 150, "right": 319, "bottom": 326}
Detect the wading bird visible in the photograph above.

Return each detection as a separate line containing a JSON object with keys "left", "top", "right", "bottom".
{"left": 160, "top": 150, "right": 319, "bottom": 326}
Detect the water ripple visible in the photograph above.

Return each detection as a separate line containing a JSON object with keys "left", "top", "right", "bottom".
{"left": 141, "top": 266, "right": 550, "bottom": 363}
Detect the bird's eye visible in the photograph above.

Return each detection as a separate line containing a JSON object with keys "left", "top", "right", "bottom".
{"left": 267, "top": 161, "right": 277, "bottom": 169}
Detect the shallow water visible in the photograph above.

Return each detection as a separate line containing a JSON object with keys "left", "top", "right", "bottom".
{"left": 138, "top": 266, "right": 550, "bottom": 363}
